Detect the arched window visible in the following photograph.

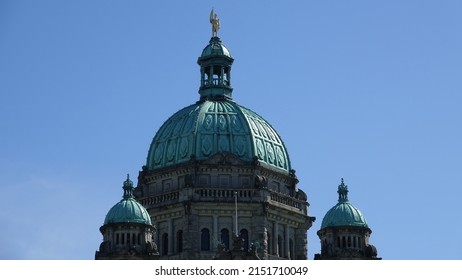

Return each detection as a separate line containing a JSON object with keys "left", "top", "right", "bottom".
{"left": 201, "top": 228, "right": 210, "bottom": 251}
{"left": 162, "top": 233, "right": 169, "bottom": 256}
{"left": 240, "top": 229, "right": 249, "bottom": 251}
{"left": 220, "top": 228, "right": 230, "bottom": 250}
{"left": 177, "top": 230, "right": 183, "bottom": 253}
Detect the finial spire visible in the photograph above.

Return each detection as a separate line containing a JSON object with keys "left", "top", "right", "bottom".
{"left": 123, "top": 174, "right": 134, "bottom": 199}
{"left": 210, "top": 8, "right": 220, "bottom": 37}
{"left": 337, "top": 178, "right": 349, "bottom": 203}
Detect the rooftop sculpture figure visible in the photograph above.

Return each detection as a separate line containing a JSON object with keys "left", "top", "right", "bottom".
{"left": 210, "top": 8, "right": 220, "bottom": 37}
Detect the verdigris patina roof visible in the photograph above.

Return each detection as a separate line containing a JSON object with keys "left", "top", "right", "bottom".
{"left": 321, "top": 179, "right": 368, "bottom": 229}
{"left": 146, "top": 99, "right": 291, "bottom": 173}
{"left": 201, "top": 36, "right": 232, "bottom": 58}
{"left": 104, "top": 175, "right": 152, "bottom": 225}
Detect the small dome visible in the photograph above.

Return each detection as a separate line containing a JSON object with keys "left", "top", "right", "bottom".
{"left": 104, "top": 175, "right": 152, "bottom": 225}
{"left": 200, "top": 37, "right": 232, "bottom": 58}
{"left": 320, "top": 179, "right": 368, "bottom": 229}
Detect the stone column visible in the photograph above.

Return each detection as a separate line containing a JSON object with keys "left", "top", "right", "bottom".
{"left": 294, "top": 227, "right": 308, "bottom": 260}
{"left": 155, "top": 222, "right": 160, "bottom": 249}
{"left": 252, "top": 210, "right": 268, "bottom": 259}
{"left": 209, "top": 66, "right": 214, "bottom": 85}
{"left": 285, "top": 224, "right": 290, "bottom": 259}
{"left": 220, "top": 67, "right": 224, "bottom": 85}
{"left": 168, "top": 219, "right": 173, "bottom": 255}
{"left": 227, "top": 67, "right": 231, "bottom": 85}
{"left": 200, "top": 67, "right": 205, "bottom": 86}
{"left": 273, "top": 221, "right": 279, "bottom": 257}
{"left": 213, "top": 215, "right": 218, "bottom": 250}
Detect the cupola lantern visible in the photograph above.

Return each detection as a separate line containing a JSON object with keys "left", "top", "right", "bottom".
{"left": 197, "top": 9, "right": 234, "bottom": 101}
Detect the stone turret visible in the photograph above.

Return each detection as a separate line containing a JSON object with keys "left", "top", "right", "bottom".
{"left": 314, "top": 179, "right": 380, "bottom": 260}
{"left": 95, "top": 175, "right": 159, "bottom": 260}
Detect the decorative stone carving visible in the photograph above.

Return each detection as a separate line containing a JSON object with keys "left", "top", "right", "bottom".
{"left": 235, "top": 136, "right": 246, "bottom": 156}
{"left": 166, "top": 141, "right": 176, "bottom": 161}
{"left": 179, "top": 137, "right": 189, "bottom": 158}
{"left": 256, "top": 121, "right": 267, "bottom": 138}
{"left": 275, "top": 146, "right": 285, "bottom": 168}
{"left": 173, "top": 118, "right": 184, "bottom": 135}
{"left": 218, "top": 135, "right": 229, "bottom": 152}
{"left": 153, "top": 144, "right": 164, "bottom": 165}
{"left": 266, "top": 142, "right": 275, "bottom": 163}
{"left": 255, "top": 175, "right": 268, "bottom": 189}
{"left": 183, "top": 201, "right": 192, "bottom": 215}
{"left": 218, "top": 115, "right": 227, "bottom": 131}
{"left": 256, "top": 139, "right": 265, "bottom": 159}
{"left": 202, "top": 135, "right": 213, "bottom": 156}
{"left": 203, "top": 114, "right": 214, "bottom": 131}
{"left": 231, "top": 115, "right": 241, "bottom": 132}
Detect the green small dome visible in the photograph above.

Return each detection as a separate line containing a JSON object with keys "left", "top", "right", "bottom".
{"left": 104, "top": 175, "right": 152, "bottom": 225}
{"left": 200, "top": 37, "right": 232, "bottom": 58}
{"left": 321, "top": 179, "right": 368, "bottom": 229}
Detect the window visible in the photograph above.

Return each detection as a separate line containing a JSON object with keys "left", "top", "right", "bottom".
{"left": 162, "top": 233, "right": 169, "bottom": 256}
{"left": 267, "top": 232, "right": 272, "bottom": 254}
{"left": 177, "top": 230, "right": 183, "bottom": 253}
{"left": 201, "top": 228, "right": 210, "bottom": 251}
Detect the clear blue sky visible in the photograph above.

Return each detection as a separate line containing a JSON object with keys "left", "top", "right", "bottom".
{"left": 1, "top": 1, "right": 461, "bottom": 260}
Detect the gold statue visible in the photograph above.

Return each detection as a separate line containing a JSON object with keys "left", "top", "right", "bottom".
{"left": 210, "top": 8, "right": 220, "bottom": 37}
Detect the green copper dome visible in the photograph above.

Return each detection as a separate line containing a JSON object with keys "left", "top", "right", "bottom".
{"left": 321, "top": 179, "right": 368, "bottom": 229}
{"left": 146, "top": 36, "right": 291, "bottom": 173}
{"left": 147, "top": 100, "right": 291, "bottom": 173}
{"left": 104, "top": 175, "right": 152, "bottom": 225}
{"left": 201, "top": 37, "right": 232, "bottom": 58}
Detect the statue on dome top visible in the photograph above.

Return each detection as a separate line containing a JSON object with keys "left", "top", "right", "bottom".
{"left": 210, "top": 8, "right": 220, "bottom": 37}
